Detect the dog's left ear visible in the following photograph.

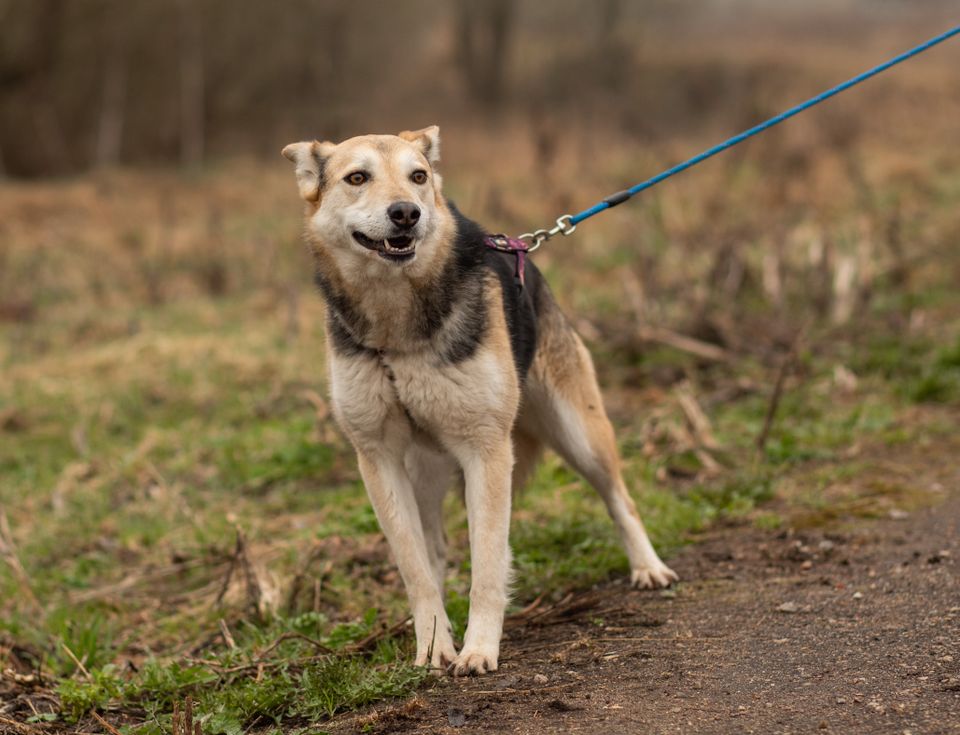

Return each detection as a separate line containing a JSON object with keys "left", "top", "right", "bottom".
{"left": 281, "top": 140, "right": 335, "bottom": 202}
{"left": 399, "top": 125, "right": 441, "bottom": 168}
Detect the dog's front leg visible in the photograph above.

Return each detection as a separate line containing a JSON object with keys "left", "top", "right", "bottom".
{"left": 356, "top": 451, "right": 458, "bottom": 669}
{"left": 449, "top": 438, "right": 513, "bottom": 675}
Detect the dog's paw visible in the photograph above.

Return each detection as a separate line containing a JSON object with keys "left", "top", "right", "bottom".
{"left": 449, "top": 647, "right": 498, "bottom": 677}
{"left": 415, "top": 638, "right": 458, "bottom": 671}
{"left": 631, "top": 562, "right": 679, "bottom": 589}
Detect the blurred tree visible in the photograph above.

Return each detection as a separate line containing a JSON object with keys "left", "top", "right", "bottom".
{"left": 176, "top": 0, "right": 205, "bottom": 165}
{"left": 94, "top": 1, "right": 129, "bottom": 167}
{"left": 0, "top": 0, "right": 68, "bottom": 176}
{"left": 455, "top": 0, "right": 515, "bottom": 110}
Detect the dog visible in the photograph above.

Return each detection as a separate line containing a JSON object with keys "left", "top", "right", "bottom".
{"left": 281, "top": 126, "right": 677, "bottom": 676}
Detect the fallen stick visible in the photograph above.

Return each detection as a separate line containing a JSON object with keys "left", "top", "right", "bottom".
{"left": 90, "top": 711, "right": 125, "bottom": 735}
{"left": 218, "top": 619, "right": 237, "bottom": 650}
{"left": 0, "top": 715, "right": 47, "bottom": 735}
{"left": 637, "top": 325, "right": 730, "bottom": 363}
{"left": 255, "top": 631, "right": 333, "bottom": 659}
{"left": 73, "top": 556, "right": 228, "bottom": 604}
{"left": 506, "top": 591, "right": 548, "bottom": 621}
{"left": 756, "top": 326, "right": 808, "bottom": 455}
{"left": 345, "top": 616, "right": 412, "bottom": 654}
{"left": 675, "top": 382, "right": 720, "bottom": 450}
{"left": 60, "top": 642, "right": 91, "bottom": 680}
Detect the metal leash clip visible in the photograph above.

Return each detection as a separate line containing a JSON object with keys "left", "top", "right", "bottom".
{"left": 518, "top": 214, "right": 576, "bottom": 252}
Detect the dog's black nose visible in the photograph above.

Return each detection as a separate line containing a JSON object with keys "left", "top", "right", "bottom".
{"left": 388, "top": 201, "right": 421, "bottom": 229}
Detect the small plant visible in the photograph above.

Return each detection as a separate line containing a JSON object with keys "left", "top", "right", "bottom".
{"left": 57, "top": 665, "right": 123, "bottom": 722}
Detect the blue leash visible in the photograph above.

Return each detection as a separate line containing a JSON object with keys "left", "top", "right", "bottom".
{"left": 519, "top": 25, "right": 960, "bottom": 248}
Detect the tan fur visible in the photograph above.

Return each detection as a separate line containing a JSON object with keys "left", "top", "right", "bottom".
{"left": 282, "top": 127, "right": 676, "bottom": 677}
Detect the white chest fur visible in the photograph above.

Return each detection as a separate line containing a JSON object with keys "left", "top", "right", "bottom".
{"left": 329, "top": 345, "right": 518, "bottom": 454}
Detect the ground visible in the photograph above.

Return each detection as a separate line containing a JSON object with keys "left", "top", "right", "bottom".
{"left": 335, "top": 435, "right": 960, "bottom": 735}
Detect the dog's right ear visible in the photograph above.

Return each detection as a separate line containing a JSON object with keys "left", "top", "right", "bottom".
{"left": 281, "top": 140, "right": 335, "bottom": 202}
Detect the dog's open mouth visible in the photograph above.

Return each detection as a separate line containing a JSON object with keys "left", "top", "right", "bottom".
{"left": 352, "top": 231, "right": 416, "bottom": 262}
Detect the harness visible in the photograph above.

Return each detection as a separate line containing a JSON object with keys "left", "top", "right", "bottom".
{"left": 483, "top": 234, "right": 529, "bottom": 291}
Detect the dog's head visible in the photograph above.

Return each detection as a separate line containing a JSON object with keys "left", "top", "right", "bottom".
{"left": 282, "top": 127, "right": 450, "bottom": 270}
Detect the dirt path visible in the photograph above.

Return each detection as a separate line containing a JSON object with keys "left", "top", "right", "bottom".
{"left": 337, "top": 473, "right": 960, "bottom": 734}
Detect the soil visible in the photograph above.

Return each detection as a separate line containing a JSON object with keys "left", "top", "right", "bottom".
{"left": 336, "top": 464, "right": 960, "bottom": 734}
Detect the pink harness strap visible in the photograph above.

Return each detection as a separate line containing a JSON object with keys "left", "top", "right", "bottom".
{"left": 483, "top": 234, "right": 529, "bottom": 290}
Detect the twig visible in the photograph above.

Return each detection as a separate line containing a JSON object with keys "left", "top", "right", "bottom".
{"left": 90, "top": 710, "right": 124, "bottom": 735}
{"left": 0, "top": 715, "right": 46, "bottom": 735}
{"left": 675, "top": 382, "right": 720, "bottom": 450}
{"left": 72, "top": 555, "right": 229, "bottom": 604}
{"left": 506, "top": 591, "right": 547, "bottom": 620}
{"left": 425, "top": 615, "right": 437, "bottom": 669}
{"left": 522, "top": 592, "right": 575, "bottom": 624}
{"left": 213, "top": 543, "right": 238, "bottom": 608}
{"left": 233, "top": 527, "right": 260, "bottom": 615}
{"left": 637, "top": 325, "right": 730, "bottom": 363}
{"left": 218, "top": 619, "right": 237, "bottom": 650}
{"left": 60, "top": 641, "right": 91, "bottom": 680}
{"left": 255, "top": 631, "right": 333, "bottom": 659}
{"left": 756, "top": 326, "right": 808, "bottom": 455}
{"left": 345, "top": 616, "right": 412, "bottom": 653}
{"left": 232, "top": 526, "right": 278, "bottom": 619}
{"left": 284, "top": 544, "right": 331, "bottom": 614}
{"left": 522, "top": 634, "right": 723, "bottom": 655}
{"left": 172, "top": 696, "right": 202, "bottom": 735}
{"left": 466, "top": 682, "right": 578, "bottom": 696}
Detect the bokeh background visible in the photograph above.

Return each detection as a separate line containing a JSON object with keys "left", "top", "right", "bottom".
{"left": 1, "top": 1, "right": 959, "bottom": 731}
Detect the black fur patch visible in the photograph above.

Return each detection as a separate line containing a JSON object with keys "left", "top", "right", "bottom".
{"left": 449, "top": 205, "right": 542, "bottom": 378}
{"left": 411, "top": 216, "right": 485, "bottom": 343}
{"left": 314, "top": 270, "right": 371, "bottom": 356}
{"left": 439, "top": 278, "right": 488, "bottom": 364}
{"left": 327, "top": 312, "right": 376, "bottom": 357}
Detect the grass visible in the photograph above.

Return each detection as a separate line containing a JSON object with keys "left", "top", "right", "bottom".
{"left": 2, "top": 44, "right": 960, "bottom": 730}
{"left": 54, "top": 620, "right": 428, "bottom": 733}
{"left": 3, "top": 303, "right": 948, "bottom": 732}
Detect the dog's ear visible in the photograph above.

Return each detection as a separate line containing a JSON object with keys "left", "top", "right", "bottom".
{"left": 399, "top": 125, "right": 441, "bottom": 168}
{"left": 281, "top": 140, "right": 335, "bottom": 202}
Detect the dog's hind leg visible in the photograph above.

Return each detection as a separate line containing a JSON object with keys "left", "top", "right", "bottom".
{"left": 406, "top": 445, "right": 455, "bottom": 599}
{"left": 511, "top": 429, "right": 544, "bottom": 493}
{"left": 523, "top": 326, "right": 678, "bottom": 589}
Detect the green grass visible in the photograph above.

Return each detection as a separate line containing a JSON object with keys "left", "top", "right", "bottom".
{"left": 54, "top": 616, "right": 428, "bottom": 733}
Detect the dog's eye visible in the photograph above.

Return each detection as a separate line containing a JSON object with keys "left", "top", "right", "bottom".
{"left": 345, "top": 171, "right": 368, "bottom": 186}
{"left": 410, "top": 170, "right": 428, "bottom": 185}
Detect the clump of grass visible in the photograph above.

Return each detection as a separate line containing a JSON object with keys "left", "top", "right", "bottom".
{"left": 904, "top": 337, "right": 960, "bottom": 404}
{"left": 853, "top": 333, "right": 960, "bottom": 405}
{"left": 55, "top": 611, "right": 428, "bottom": 733}
{"left": 57, "top": 666, "right": 125, "bottom": 722}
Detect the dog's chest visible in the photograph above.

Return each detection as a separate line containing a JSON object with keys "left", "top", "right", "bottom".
{"left": 385, "top": 350, "right": 510, "bottom": 435}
